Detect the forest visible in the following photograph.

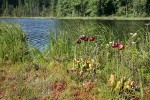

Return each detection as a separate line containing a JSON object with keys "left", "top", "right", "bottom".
{"left": 0, "top": 0, "right": 150, "bottom": 17}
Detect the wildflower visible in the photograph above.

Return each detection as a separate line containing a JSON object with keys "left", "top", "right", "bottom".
{"left": 84, "top": 37, "right": 89, "bottom": 41}
{"left": 130, "top": 33, "right": 133, "bottom": 35}
{"left": 89, "top": 36, "right": 95, "bottom": 41}
{"left": 130, "top": 33, "right": 137, "bottom": 37}
{"left": 109, "top": 41, "right": 113, "bottom": 44}
{"left": 112, "top": 42, "right": 120, "bottom": 48}
{"left": 114, "top": 80, "right": 122, "bottom": 92}
{"left": 132, "top": 42, "right": 136, "bottom": 44}
{"left": 132, "top": 33, "right": 137, "bottom": 37}
{"left": 106, "top": 44, "right": 109, "bottom": 46}
{"left": 124, "top": 78, "right": 132, "bottom": 91}
{"left": 76, "top": 39, "right": 81, "bottom": 44}
{"left": 108, "top": 74, "right": 116, "bottom": 89}
{"left": 114, "top": 77, "right": 125, "bottom": 92}
{"left": 111, "top": 41, "right": 125, "bottom": 50}
{"left": 79, "top": 35, "right": 86, "bottom": 40}
{"left": 130, "top": 81, "right": 135, "bottom": 87}
{"left": 118, "top": 44, "right": 125, "bottom": 50}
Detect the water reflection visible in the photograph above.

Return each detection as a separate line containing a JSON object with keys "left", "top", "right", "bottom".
{"left": 0, "top": 18, "right": 58, "bottom": 51}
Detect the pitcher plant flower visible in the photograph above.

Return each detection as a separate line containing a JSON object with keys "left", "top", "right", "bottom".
{"left": 118, "top": 44, "right": 125, "bottom": 50}
{"left": 110, "top": 41, "right": 125, "bottom": 50}
{"left": 76, "top": 35, "right": 95, "bottom": 44}
{"left": 79, "top": 34, "right": 86, "bottom": 40}
{"left": 112, "top": 42, "right": 120, "bottom": 48}
{"left": 89, "top": 36, "right": 95, "bottom": 41}
{"left": 84, "top": 37, "right": 89, "bottom": 41}
{"left": 76, "top": 39, "right": 81, "bottom": 44}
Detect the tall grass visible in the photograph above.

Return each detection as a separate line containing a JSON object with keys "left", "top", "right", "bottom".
{"left": 47, "top": 23, "right": 115, "bottom": 61}
{"left": 0, "top": 22, "right": 31, "bottom": 64}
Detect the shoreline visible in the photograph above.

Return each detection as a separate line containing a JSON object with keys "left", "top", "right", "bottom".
{"left": 0, "top": 16, "right": 150, "bottom": 20}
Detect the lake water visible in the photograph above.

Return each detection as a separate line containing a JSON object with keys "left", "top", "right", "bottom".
{"left": 0, "top": 18, "right": 150, "bottom": 51}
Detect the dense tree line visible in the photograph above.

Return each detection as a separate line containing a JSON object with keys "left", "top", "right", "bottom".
{"left": 0, "top": 0, "right": 150, "bottom": 17}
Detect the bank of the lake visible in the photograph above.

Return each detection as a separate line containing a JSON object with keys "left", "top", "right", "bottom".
{"left": 1, "top": 16, "right": 150, "bottom": 20}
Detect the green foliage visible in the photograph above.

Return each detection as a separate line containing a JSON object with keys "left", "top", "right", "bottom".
{"left": 0, "top": 22, "right": 31, "bottom": 63}
{"left": 0, "top": 0, "right": 150, "bottom": 17}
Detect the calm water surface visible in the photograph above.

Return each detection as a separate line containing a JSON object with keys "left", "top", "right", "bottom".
{"left": 0, "top": 18, "right": 150, "bottom": 51}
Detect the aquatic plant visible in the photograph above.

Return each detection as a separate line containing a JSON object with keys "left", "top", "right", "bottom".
{"left": 89, "top": 36, "right": 95, "bottom": 41}
{"left": 111, "top": 42, "right": 125, "bottom": 50}
{"left": 108, "top": 74, "right": 140, "bottom": 99}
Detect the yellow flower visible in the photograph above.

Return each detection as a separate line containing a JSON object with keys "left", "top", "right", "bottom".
{"left": 124, "top": 78, "right": 132, "bottom": 91}
{"left": 114, "top": 80, "right": 122, "bottom": 92}
{"left": 108, "top": 74, "right": 116, "bottom": 90}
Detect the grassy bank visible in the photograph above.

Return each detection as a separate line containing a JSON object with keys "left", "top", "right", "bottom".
{"left": 58, "top": 17, "right": 150, "bottom": 20}
{"left": 1, "top": 16, "right": 150, "bottom": 20}
{"left": 0, "top": 22, "right": 31, "bottom": 64}
{"left": 0, "top": 22, "right": 150, "bottom": 99}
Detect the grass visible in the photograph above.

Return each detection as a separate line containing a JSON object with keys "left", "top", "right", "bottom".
{"left": 0, "top": 21, "right": 150, "bottom": 100}
{"left": 1, "top": 16, "right": 150, "bottom": 20}
{"left": 0, "top": 22, "right": 31, "bottom": 64}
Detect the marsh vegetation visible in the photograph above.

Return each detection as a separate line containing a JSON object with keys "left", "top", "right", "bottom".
{"left": 0, "top": 21, "right": 150, "bottom": 100}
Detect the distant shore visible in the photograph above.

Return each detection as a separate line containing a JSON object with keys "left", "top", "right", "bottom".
{"left": 0, "top": 16, "right": 150, "bottom": 20}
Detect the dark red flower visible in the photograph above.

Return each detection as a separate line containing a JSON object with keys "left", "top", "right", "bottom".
{"left": 112, "top": 42, "right": 120, "bottom": 48}
{"left": 89, "top": 36, "right": 95, "bottom": 41}
{"left": 84, "top": 37, "right": 89, "bottom": 41}
{"left": 118, "top": 44, "right": 125, "bottom": 50}
{"left": 76, "top": 39, "right": 81, "bottom": 44}
{"left": 79, "top": 35, "right": 86, "bottom": 40}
